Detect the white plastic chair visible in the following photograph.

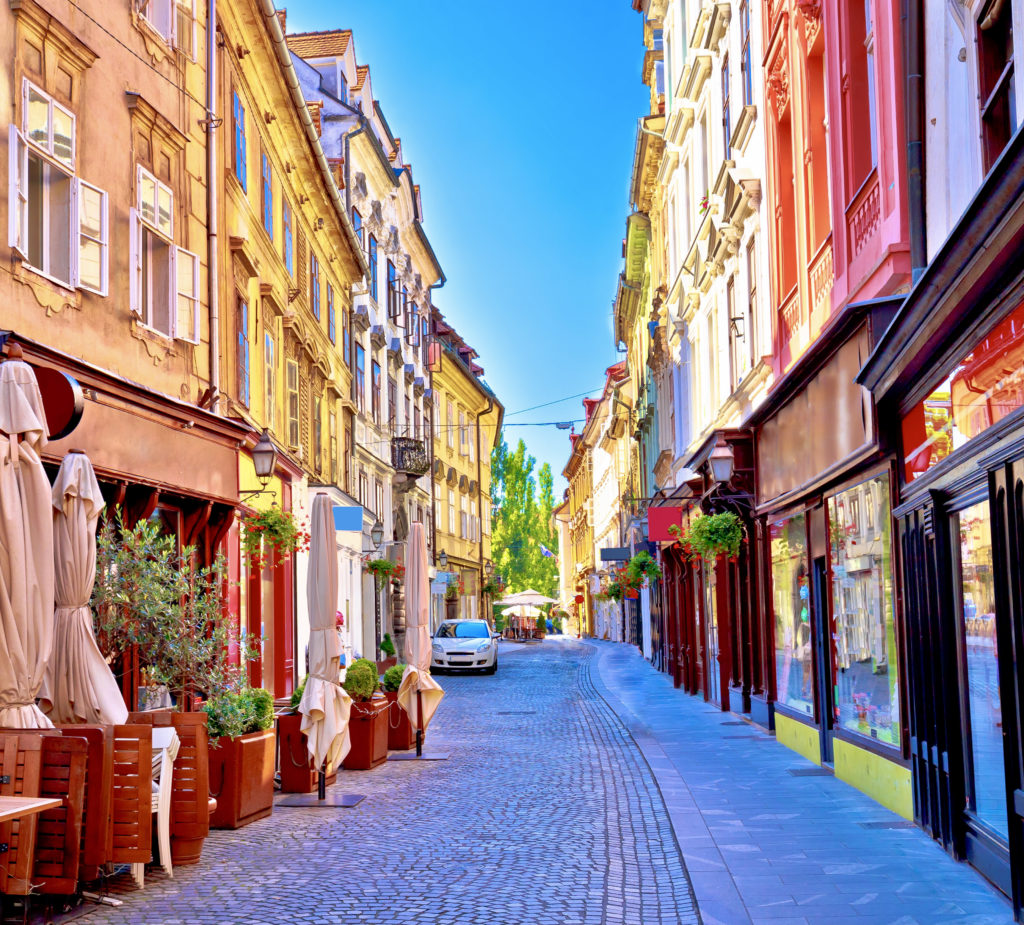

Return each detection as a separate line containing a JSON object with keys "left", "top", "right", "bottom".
{"left": 131, "top": 727, "right": 180, "bottom": 887}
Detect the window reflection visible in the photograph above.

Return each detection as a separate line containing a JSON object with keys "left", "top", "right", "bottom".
{"left": 828, "top": 473, "right": 900, "bottom": 745}
{"left": 771, "top": 514, "right": 813, "bottom": 715}
{"left": 958, "top": 500, "right": 1008, "bottom": 839}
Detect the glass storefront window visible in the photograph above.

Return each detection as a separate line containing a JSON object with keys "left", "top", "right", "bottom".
{"left": 770, "top": 513, "right": 813, "bottom": 716}
{"left": 828, "top": 473, "right": 900, "bottom": 746}
{"left": 902, "top": 300, "right": 1024, "bottom": 482}
{"left": 957, "top": 500, "right": 1008, "bottom": 839}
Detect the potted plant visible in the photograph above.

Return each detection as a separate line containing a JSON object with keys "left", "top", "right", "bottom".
{"left": 277, "top": 675, "right": 338, "bottom": 793}
{"left": 381, "top": 663, "right": 415, "bottom": 751}
{"left": 241, "top": 505, "right": 310, "bottom": 571}
{"left": 377, "top": 633, "right": 398, "bottom": 674}
{"left": 204, "top": 686, "right": 275, "bottom": 829}
{"left": 364, "top": 556, "right": 397, "bottom": 589}
{"left": 342, "top": 658, "right": 388, "bottom": 770}
{"left": 94, "top": 510, "right": 257, "bottom": 866}
{"left": 626, "top": 550, "right": 662, "bottom": 588}
{"left": 682, "top": 512, "right": 745, "bottom": 563}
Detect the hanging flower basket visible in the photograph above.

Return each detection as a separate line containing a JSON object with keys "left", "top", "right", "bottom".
{"left": 481, "top": 577, "right": 503, "bottom": 597}
{"left": 241, "top": 507, "right": 310, "bottom": 571}
{"left": 682, "top": 512, "right": 744, "bottom": 563}
{"left": 444, "top": 579, "right": 464, "bottom": 602}
{"left": 364, "top": 557, "right": 397, "bottom": 589}
{"left": 625, "top": 587, "right": 640, "bottom": 600}
{"left": 626, "top": 550, "right": 662, "bottom": 587}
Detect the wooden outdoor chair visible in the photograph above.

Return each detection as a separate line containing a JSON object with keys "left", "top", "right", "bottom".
{"left": 31, "top": 735, "right": 87, "bottom": 895}
{"left": 109, "top": 725, "right": 152, "bottom": 879}
{"left": 58, "top": 725, "right": 114, "bottom": 882}
{"left": 130, "top": 727, "right": 178, "bottom": 888}
{"left": 0, "top": 734, "right": 45, "bottom": 897}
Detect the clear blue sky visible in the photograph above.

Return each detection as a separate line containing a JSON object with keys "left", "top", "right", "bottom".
{"left": 285, "top": 1, "right": 648, "bottom": 496}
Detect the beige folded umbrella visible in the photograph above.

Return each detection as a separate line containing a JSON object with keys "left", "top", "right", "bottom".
{"left": 398, "top": 522, "right": 443, "bottom": 751}
{"left": 39, "top": 451, "right": 128, "bottom": 725}
{"left": 0, "top": 358, "right": 55, "bottom": 728}
{"left": 298, "top": 493, "right": 351, "bottom": 784}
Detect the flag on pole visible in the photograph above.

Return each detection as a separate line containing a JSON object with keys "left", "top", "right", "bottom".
{"left": 539, "top": 544, "right": 555, "bottom": 558}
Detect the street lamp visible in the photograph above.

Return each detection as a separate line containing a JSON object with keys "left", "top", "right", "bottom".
{"left": 708, "top": 434, "right": 735, "bottom": 485}
{"left": 371, "top": 517, "right": 384, "bottom": 658}
{"left": 438, "top": 549, "right": 448, "bottom": 570}
{"left": 241, "top": 430, "right": 278, "bottom": 499}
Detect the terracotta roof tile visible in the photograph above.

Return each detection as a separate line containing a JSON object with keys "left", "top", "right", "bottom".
{"left": 353, "top": 65, "right": 369, "bottom": 91}
{"left": 286, "top": 29, "right": 352, "bottom": 60}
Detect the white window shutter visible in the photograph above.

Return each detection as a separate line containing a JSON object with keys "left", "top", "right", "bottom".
{"left": 168, "top": 242, "right": 178, "bottom": 338}
{"left": 175, "top": 246, "right": 200, "bottom": 344}
{"left": 8, "top": 125, "right": 27, "bottom": 257}
{"left": 129, "top": 208, "right": 142, "bottom": 317}
{"left": 70, "top": 175, "right": 79, "bottom": 289}
{"left": 76, "top": 180, "right": 109, "bottom": 296}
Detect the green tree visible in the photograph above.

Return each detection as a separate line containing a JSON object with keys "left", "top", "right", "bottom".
{"left": 490, "top": 435, "right": 558, "bottom": 598}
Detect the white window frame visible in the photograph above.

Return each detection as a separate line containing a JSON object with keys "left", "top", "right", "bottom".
{"left": 139, "top": 0, "right": 196, "bottom": 59}
{"left": 12, "top": 82, "right": 109, "bottom": 294}
{"left": 131, "top": 165, "right": 195, "bottom": 340}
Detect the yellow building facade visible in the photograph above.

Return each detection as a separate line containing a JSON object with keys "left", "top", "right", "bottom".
{"left": 429, "top": 310, "right": 503, "bottom": 626}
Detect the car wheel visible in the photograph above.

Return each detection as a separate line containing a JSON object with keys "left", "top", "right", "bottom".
{"left": 485, "top": 659, "right": 497, "bottom": 675}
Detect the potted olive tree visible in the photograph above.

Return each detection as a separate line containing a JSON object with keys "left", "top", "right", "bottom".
{"left": 93, "top": 510, "right": 257, "bottom": 865}
{"left": 203, "top": 687, "right": 275, "bottom": 829}
{"left": 381, "top": 663, "right": 414, "bottom": 751}
{"left": 342, "top": 658, "right": 388, "bottom": 770}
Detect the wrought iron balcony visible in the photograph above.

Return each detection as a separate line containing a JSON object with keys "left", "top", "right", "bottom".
{"left": 391, "top": 437, "right": 430, "bottom": 477}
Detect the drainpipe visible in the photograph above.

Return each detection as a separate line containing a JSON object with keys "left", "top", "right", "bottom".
{"left": 475, "top": 394, "right": 493, "bottom": 620}
{"left": 427, "top": 278, "right": 445, "bottom": 570}
{"left": 206, "top": 0, "right": 220, "bottom": 413}
{"left": 903, "top": 0, "right": 927, "bottom": 278}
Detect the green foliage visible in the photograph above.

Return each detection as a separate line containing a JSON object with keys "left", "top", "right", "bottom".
{"left": 490, "top": 435, "right": 559, "bottom": 598}
{"left": 241, "top": 506, "right": 310, "bottom": 571}
{"left": 380, "top": 633, "right": 396, "bottom": 658}
{"left": 493, "top": 612, "right": 506, "bottom": 632}
{"left": 343, "top": 659, "right": 379, "bottom": 702}
{"left": 626, "top": 550, "right": 662, "bottom": 585}
{"left": 92, "top": 509, "right": 259, "bottom": 706}
{"left": 684, "top": 512, "right": 745, "bottom": 562}
{"left": 551, "top": 616, "right": 562, "bottom": 634}
{"left": 364, "top": 557, "right": 397, "bottom": 590}
{"left": 291, "top": 675, "right": 307, "bottom": 710}
{"left": 382, "top": 663, "right": 406, "bottom": 692}
{"left": 204, "top": 687, "right": 274, "bottom": 740}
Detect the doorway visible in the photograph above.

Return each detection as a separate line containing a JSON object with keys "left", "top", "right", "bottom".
{"left": 811, "top": 555, "right": 834, "bottom": 764}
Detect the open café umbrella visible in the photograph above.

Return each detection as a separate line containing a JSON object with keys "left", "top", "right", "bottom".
{"left": 39, "top": 451, "right": 128, "bottom": 725}
{"left": 397, "top": 522, "right": 443, "bottom": 756}
{"left": 297, "top": 493, "right": 352, "bottom": 798}
{"left": 494, "top": 588, "right": 558, "bottom": 607}
{"left": 0, "top": 353, "right": 55, "bottom": 728}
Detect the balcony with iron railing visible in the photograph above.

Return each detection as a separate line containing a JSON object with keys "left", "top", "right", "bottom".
{"left": 391, "top": 436, "right": 430, "bottom": 478}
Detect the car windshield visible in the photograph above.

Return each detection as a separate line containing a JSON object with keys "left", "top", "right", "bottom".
{"left": 436, "top": 621, "right": 489, "bottom": 639}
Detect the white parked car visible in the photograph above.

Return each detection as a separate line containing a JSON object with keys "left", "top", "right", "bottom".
{"left": 431, "top": 619, "right": 498, "bottom": 675}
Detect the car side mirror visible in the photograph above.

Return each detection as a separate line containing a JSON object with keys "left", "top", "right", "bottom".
{"left": 491, "top": 632, "right": 500, "bottom": 639}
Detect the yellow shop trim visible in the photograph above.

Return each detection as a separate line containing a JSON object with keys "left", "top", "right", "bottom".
{"left": 833, "top": 738, "right": 913, "bottom": 820}
{"left": 774, "top": 713, "right": 821, "bottom": 766}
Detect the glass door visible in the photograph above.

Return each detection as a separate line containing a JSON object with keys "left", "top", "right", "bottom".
{"left": 955, "top": 499, "right": 1009, "bottom": 842}
{"left": 704, "top": 561, "right": 721, "bottom": 705}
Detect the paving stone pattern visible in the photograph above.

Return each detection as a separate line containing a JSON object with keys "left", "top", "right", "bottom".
{"left": 86, "top": 641, "right": 700, "bottom": 925}
{"left": 590, "top": 640, "right": 1016, "bottom": 925}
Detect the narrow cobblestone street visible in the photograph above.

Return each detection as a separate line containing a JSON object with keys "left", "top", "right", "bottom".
{"left": 87, "top": 640, "right": 698, "bottom": 925}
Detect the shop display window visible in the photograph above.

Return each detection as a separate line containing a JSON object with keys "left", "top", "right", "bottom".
{"left": 902, "top": 300, "right": 1024, "bottom": 482}
{"left": 956, "top": 500, "right": 1008, "bottom": 839}
{"left": 827, "top": 473, "right": 900, "bottom": 746}
{"left": 770, "top": 513, "right": 813, "bottom": 716}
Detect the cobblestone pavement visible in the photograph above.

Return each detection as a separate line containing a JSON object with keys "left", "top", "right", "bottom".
{"left": 85, "top": 639, "right": 700, "bottom": 925}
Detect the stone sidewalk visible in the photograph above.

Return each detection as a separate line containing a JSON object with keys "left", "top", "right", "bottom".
{"left": 586, "top": 638, "right": 1015, "bottom": 925}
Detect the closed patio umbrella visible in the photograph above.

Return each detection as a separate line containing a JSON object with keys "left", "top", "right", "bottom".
{"left": 398, "top": 522, "right": 443, "bottom": 755}
{"left": 39, "top": 451, "right": 128, "bottom": 725}
{"left": 298, "top": 493, "right": 351, "bottom": 794}
{"left": 0, "top": 356, "right": 55, "bottom": 728}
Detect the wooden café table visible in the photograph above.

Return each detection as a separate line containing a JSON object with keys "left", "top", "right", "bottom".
{"left": 0, "top": 796, "right": 61, "bottom": 824}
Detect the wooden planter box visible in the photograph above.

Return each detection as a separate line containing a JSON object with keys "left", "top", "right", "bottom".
{"left": 128, "top": 710, "right": 210, "bottom": 866}
{"left": 207, "top": 729, "right": 275, "bottom": 829}
{"left": 277, "top": 712, "right": 338, "bottom": 793}
{"left": 342, "top": 698, "right": 389, "bottom": 770}
{"left": 384, "top": 691, "right": 416, "bottom": 751}
{"left": 376, "top": 656, "right": 398, "bottom": 674}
